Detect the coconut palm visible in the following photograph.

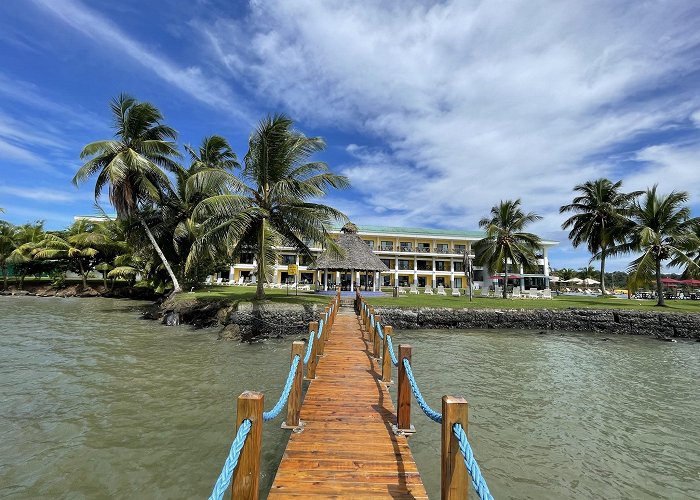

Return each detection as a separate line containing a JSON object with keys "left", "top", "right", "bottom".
{"left": 192, "top": 114, "right": 350, "bottom": 300}
{"left": 625, "top": 186, "right": 700, "bottom": 306}
{"left": 73, "top": 93, "right": 184, "bottom": 292}
{"left": 560, "top": 179, "right": 642, "bottom": 294}
{"left": 0, "top": 220, "right": 17, "bottom": 290}
{"left": 475, "top": 199, "right": 542, "bottom": 298}
{"left": 7, "top": 221, "right": 45, "bottom": 289}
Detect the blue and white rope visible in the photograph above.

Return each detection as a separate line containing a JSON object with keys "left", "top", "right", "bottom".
{"left": 303, "top": 329, "right": 315, "bottom": 365}
{"left": 453, "top": 423, "right": 494, "bottom": 500}
{"left": 376, "top": 322, "right": 384, "bottom": 340}
{"left": 402, "top": 358, "right": 442, "bottom": 423}
{"left": 262, "top": 355, "right": 300, "bottom": 421}
{"left": 208, "top": 419, "right": 252, "bottom": 500}
{"left": 386, "top": 334, "right": 398, "bottom": 366}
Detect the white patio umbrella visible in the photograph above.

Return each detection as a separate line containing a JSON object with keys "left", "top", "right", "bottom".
{"left": 548, "top": 276, "right": 560, "bottom": 282}
{"left": 562, "top": 277, "right": 583, "bottom": 284}
{"left": 583, "top": 278, "right": 600, "bottom": 285}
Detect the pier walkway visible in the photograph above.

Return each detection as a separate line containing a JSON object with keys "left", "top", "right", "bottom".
{"left": 268, "top": 308, "right": 428, "bottom": 498}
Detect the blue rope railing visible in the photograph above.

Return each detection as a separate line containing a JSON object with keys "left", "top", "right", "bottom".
{"left": 317, "top": 318, "right": 324, "bottom": 339}
{"left": 303, "top": 329, "right": 315, "bottom": 365}
{"left": 386, "top": 334, "right": 398, "bottom": 366}
{"left": 402, "top": 358, "right": 443, "bottom": 423}
{"left": 453, "top": 423, "right": 494, "bottom": 500}
{"left": 208, "top": 419, "right": 252, "bottom": 500}
{"left": 263, "top": 355, "right": 300, "bottom": 421}
{"left": 376, "top": 321, "right": 384, "bottom": 340}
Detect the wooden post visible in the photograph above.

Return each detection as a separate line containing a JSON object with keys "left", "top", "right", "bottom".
{"left": 305, "top": 321, "right": 319, "bottom": 380}
{"left": 442, "top": 396, "right": 469, "bottom": 500}
{"left": 282, "top": 341, "right": 305, "bottom": 429}
{"left": 382, "top": 326, "right": 393, "bottom": 384}
{"left": 317, "top": 312, "right": 327, "bottom": 356}
{"left": 231, "top": 391, "right": 263, "bottom": 500}
{"left": 396, "top": 344, "right": 414, "bottom": 433}
{"left": 324, "top": 306, "right": 331, "bottom": 342}
{"left": 373, "top": 312, "right": 381, "bottom": 358}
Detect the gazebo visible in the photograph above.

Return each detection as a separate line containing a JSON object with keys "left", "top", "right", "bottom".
{"left": 310, "top": 223, "right": 389, "bottom": 292}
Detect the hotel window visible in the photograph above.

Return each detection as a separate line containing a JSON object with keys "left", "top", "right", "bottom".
{"left": 400, "top": 241, "right": 413, "bottom": 252}
{"left": 454, "top": 244, "right": 466, "bottom": 254}
{"left": 239, "top": 253, "right": 254, "bottom": 264}
{"left": 454, "top": 261, "right": 464, "bottom": 272}
{"left": 281, "top": 254, "right": 296, "bottom": 265}
{"left": 364, "top": 240, "right": 375, "bottom": 249}
{"left": 383, "top": 275, "right": 391, "bottom": 286}
{"left": 416, "top": 260, "right": 429, "bottom": 271}
{"left": 436, "top": 243, "right": 448, "bottom": 254}
{"left": 417, "top": 242, "right": 430, "bottom": 253}
{"left": 473, "top": 270, "right": 484, "bottom": 281}
{"left": 454, "top": 278, "right": 463, "bottom": 288}
{"left": 435, "top": 261, "right": 446, "bottom": 271}
{"left": 299, "top": 255, "right": 312, "bottom": 266}
{"left": 398, "top": 259, "right": 411, "bottom": 270}
{"left": 381, "top": 259, "right": 392, "bottom": 269}
{"left": 380, "top": 240, "right": 393, "bottom": 251}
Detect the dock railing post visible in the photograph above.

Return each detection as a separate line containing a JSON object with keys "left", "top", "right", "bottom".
{"left": 382, "top": 326, "right": 393, "bottom": 384}
{"left": 317, "top": 313, "right": 327, "bottom": 356}
{"left": 231, "top": 391, "right": 263, "bottom": 500}
{"left": 373, "top": 312, "right": 381, "bottom": 358}
{"left": 282, "top": 341, "right": 305, "bottom": 429}
{"left": 324, "top": 306, "right": 331, "bottom": 342}
{"left": 442, "top": 396, "right": 469, "bottom": 500}
{"left": 305, "top": 321, "right": 319, "bottom": 380}
{"left": 396, "top": 344, "right": 414, "bottom": 433}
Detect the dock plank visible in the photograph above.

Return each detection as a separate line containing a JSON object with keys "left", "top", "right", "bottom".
{"left": 268, "top": 309, "right": 428, "bottom": 499}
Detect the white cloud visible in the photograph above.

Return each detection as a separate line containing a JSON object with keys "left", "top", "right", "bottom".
{"left": 200, "top": 0, "right": 700, "bottom": 270}
{"left": 32, "top": 0, "right": 248, "bottom": 117}
{"left": 0, "top": 185, "right": 91, "bottom": 203}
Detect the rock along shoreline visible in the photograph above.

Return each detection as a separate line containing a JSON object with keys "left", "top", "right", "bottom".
{"left": 155, "top": 299, "right": 700, "bottom": 340}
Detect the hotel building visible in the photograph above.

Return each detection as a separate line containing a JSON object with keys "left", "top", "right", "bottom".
{"left": 226, "top": 224, "right": 557, "bottom": 291}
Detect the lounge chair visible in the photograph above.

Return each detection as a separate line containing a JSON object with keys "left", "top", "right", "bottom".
{"left": 398, "top": 287, "right": 407, "bottom": 295}
{"left": 529, "top": 288, "right": 539, "bottom": 298}
{"left": 215, "top": 277, "right": 223, "bottom": 285}
{"left": 424, "top": 286, "right": 433, "bottom": 295}
{"left": 511, "top": 286, "right": 522, "bottom": 299}
{"left": 203, "top": 276, "right": 212, "bottom": 286}
{"left": 437, "top": 285, "right": 446, "bottom": 296}
{"left": 451, "top": 288, "right": 461, "bottom": 297}
{"left": 493, "top": 286, "right": 502, "bottom": 298}
{"left": 541, "top": 288, "right": 552, "bottom": 299}
{"left": 409, "top": 284, "right": 419, "bottom": 294}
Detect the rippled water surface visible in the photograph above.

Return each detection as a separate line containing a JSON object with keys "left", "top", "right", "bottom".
{"left": 1, "top": 296, "right": 698, "bottom": 499}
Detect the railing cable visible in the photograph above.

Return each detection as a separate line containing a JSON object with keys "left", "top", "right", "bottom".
{"left": 263, "top": 354, "right": 300, "bottom": 422}
{"left": 453, "top": 423, "right": 494, "bottom": 500}
{"left": 208, "top": 419, "right": 252, "bottom": 500}
{"left": 402, "top": 357, "right": 442, "bottom": 423}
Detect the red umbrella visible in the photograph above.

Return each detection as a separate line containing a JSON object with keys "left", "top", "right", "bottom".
{"left": 490, "top": 275, "right": 521, "bottom": 280}
{"left": 682, "top": 279, "right": 700, "bottom": 286}
{"left": 660, "top": 278, "right": 684, "bottom": 284}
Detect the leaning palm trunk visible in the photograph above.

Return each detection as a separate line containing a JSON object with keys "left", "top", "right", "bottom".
{"left": 140, "top": 220, "right": 182, "bottom": 293}
{"left": 655, "top": 258, "right": 664, "bottom": 307}
{"left": 599, "top": 251, "right": 606, "bottom": 295}
{"left": 255, "top": 220, "right": 266, "bottom": 300}
{"left": 78, "top": 260, "right": 87, "bottom": 289}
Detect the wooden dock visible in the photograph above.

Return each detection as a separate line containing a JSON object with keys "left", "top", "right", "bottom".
{"left": 267, "top": 308, "right": 428, "bottom": 499}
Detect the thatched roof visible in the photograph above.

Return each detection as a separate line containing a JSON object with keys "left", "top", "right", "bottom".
{"left": 309, "top": 223, "right": 390, "bottom": 272}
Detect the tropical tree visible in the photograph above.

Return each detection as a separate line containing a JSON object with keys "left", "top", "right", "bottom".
{"left": 626, "top": 186, "right": 700, "bottom": 306}
{"left": 192, "top": 114, "right": 350, "bottom": 299}
{"left": 577, "top": 266, "right": 597, "bottom": 279}
{"left": 555, "top": 267, "right": 577, "bottom": 281}
{"left": 156, "top": 135, "right": 239, "bottom": 286}
{"left": 475, "top": 199, "right": 542, "bottom": 298}
{"left": 33, "top": 220, "right": 115, "bottom": 288}
{"left": 7, "top": 221, "right": 46, "bottom": 288}
{"left": 560, "top": 178, "right": 642, "bottom": 293}
{"left": 0, "top": 220, "right": 17, "bottom": 290}
{"left": 73, "top": 93, "right": 184, "bottom": 293}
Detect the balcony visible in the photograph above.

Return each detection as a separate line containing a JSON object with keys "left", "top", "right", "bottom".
{"left": 434, "top": 246, "right": 450, "bottom": 254}
{"left": 399, "top": 246, "right": 413, "bottom": 252}
{"left": 378, "top": 245, "right": 394, "bottom": 251}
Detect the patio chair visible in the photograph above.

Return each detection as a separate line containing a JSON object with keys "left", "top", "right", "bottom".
{"left": 511, "top": 286, "right": 522, "bottom": 299}
{"left": 541, "top": 288, "right": 552, "bottom": 299}
{"left": 437, "top": 285, "right": 446, "bottom": 295}
{"left": 399, "top": 286, "right": 407, "bottom": 294}
{"left": 493, "top": 286, "right": 502, "bottom": 298}
{"left": 215, "top": 277, "right": 223, "bottom": 285}
{"left": 424, "top": 285, "right": 433, "bottom": 295}
{"left": 203, "top": 276, "right": 212, "bottom": 286}
{"left": 451, "top": 288, "right": 461, "bottom": 297}
{"left": 529, "top": 288, "right": 539, "bottom": 298}
{"left": 409, "top": 283, "right": 419, "bottom": 294}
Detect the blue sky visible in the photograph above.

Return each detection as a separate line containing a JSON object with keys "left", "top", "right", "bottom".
{"left": 1, "top": 0, "right": 699, "bottom": 272}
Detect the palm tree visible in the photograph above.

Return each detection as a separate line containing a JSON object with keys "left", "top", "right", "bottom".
{"left": 626, "top": 185, "right": 700, "bottom": 306}
{"left": 192, "top": 114, "right": 350, "bottom": 300}
{"left": 556, "top": 268, "right": 577, "bottom": 281}
{"left": 33, "top": 220, "right": 114, "bottom": 288}
{"left": 560, "top": 179, "right": 642, "bottom": 294}
{"left": 475, "top": 199, "right": 542, "bottom": 298}
{"left": 577, "top": 266, "right": 597, "bottom": 279}
{"left": 73, "top": 93, "right": 184, "bottom": 293}
{"left": 0, "top": 220, "right": 17, "bottom": 290}
{"left": 7, "top": 221, "right": 45, "bottom": 289}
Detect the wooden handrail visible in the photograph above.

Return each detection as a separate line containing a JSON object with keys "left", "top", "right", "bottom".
{"left": 442, "top": 396, "right": 468, "bottom": 500}
{"left": 231, "top": 391, "right": 263, "bottom": 500}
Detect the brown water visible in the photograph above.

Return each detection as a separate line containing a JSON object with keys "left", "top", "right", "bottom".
{"left": 1, "top": 297, "right": 699, "bottom": 499}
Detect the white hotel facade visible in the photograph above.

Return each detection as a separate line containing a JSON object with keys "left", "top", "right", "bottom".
{"left": 226, "top": 225, "right": 557, "bottom": 291}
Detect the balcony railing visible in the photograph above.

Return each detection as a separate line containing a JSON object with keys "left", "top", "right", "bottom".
{"left": 379, "top": 245, "right": 393, "bottom": 251}
{"left": 399, "top": 246, "right": 413, "bottom": 252}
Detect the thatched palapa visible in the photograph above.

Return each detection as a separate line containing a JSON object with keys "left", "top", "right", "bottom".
{"left": 309, "top": 223, "right": 389, "bottom": 272}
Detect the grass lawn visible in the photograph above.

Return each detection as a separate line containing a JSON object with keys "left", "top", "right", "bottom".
{"left": 177, "top": 285, "right": 333, "bottom": 306}
{"left": 363, "top": 292, "right": 700, "bottom": 313}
